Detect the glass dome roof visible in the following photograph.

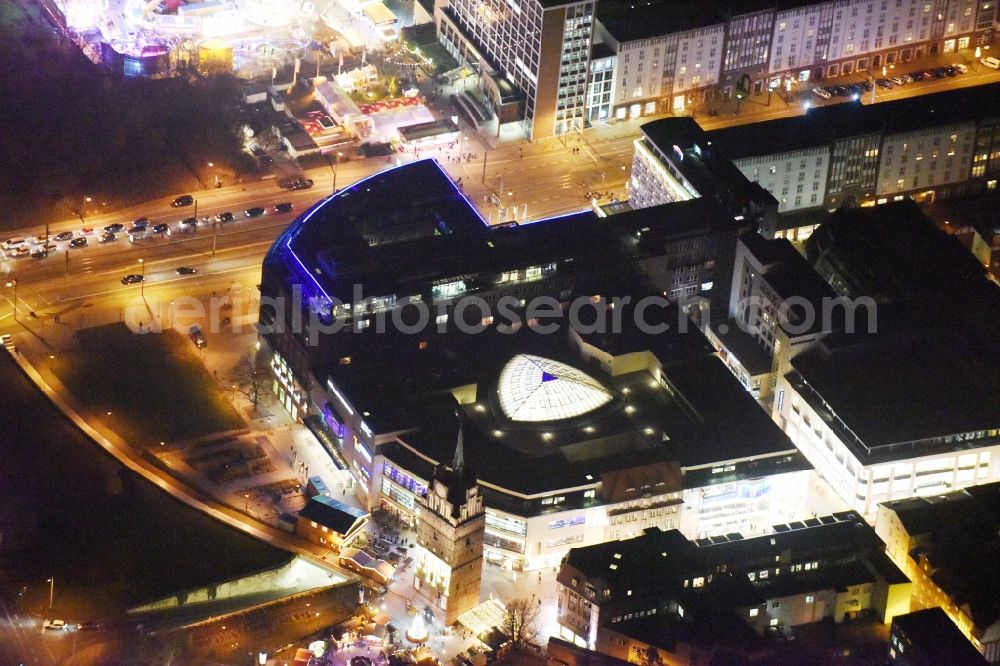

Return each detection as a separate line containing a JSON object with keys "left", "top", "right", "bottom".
{"left": 497, "top": 354, "right": 613, "bottom": 423}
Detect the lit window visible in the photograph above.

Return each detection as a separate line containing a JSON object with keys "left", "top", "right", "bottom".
{"left": 749, "top": 608, "right": 759, "bottom": 617}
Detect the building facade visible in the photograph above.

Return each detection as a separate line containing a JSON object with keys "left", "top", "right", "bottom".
{"left": 585, "top": 0, "right": 997, "bottom": 122}
{"left": 556, "top": 514, "right": 910, "bottom": 658}
{"left": 876, "top": 486, "right": 1000, "bottom": 662}
{"left": 437, "top": 0, "right": 595, "bottom": 138}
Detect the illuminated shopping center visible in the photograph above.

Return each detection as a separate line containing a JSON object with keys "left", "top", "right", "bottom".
{"left": 259, "top": 159, "right": 815, "bottom": 570}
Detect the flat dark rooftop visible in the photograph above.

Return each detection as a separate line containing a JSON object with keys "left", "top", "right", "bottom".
{"left": 892, "top": 608, "right": 989, "bottom": 665}
{"left": 640, "top": 117, "right": 763, "bottom": 204}
{"left": 710, "top": 318, "right": 772, "bottom": 375}
{"left": 788, "top": 313, "right": 1000, "bottom": 454}
{"left": 597, "top": 0, "right": 725, "bottom": 42}
{"left": 806, "top": 200, "right": 991, "bottom": 303}
{"left": 323, "top": 306, "right": 794, "bottom": 495}
{"left": 707, "top": 83, "right": 1000, "bottom": 161}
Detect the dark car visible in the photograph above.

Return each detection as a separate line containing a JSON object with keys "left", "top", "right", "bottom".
{"left": 121, "top": 274, "right": 144, "bottom": 285}
{"left": 104, "top": 223, "right": 125, "bottom": 234}
{"left": 77, "top": 621, "right": 103, "bottom": 632}
{"left": 245, "top": 206, "right": 266, "bottom": 218}
{"left": 98, "top": 232, "right": 117, "bottom": 244}
{"left": 189, "top": 326, "right": 207, "bottom": 348}
{"left": 153, "top": 223, "right": 171, "bottom": 234}
{"left": 171, "top": 194, "right": 194, "bottom": 207}
{"left": 875, "top": 78, "right": 894, "bottom": 88}
{"left": 289, "top": 178, "right": 314, "bottom": 190}
{"left": 274, "top": 202, "right": 294, "bottom": 214}
{"left": 180, "top": 217, "right": 198, "bottom": 227}
{"left": 176, "top": 266, "right": 197, "bottom": 275}
{"left": 54, "top": 231, "right": 75, "bottom": 241}
{"left": 830, "top": 85, "right": 849, "bottom": 96}
{"left": 68, "top": 237, "right": 88, "bottom": 248}
{"left": 127, "top": 225, "right": 144, "bottom": 236}
{"left": 217, "top": 211, "right": 234, "bottom": 223}
{"left": 132, "top": 217, "right": 150, "bottom": 229}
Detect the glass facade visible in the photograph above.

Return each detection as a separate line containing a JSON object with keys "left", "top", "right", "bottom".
{"left": 442, "top": 0, "right": 593, "bottom": 137}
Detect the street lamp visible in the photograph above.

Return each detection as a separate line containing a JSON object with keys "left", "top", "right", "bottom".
{"left": 330, "top": 151, "right": 344, "bottom": 194}
{"left": 47, "top": 577, "right": 54, "bottom": 610}
{"left": 244, "top": 492, "right": 250, "bottom": 512}
{"left": 208, "top": 162, "right": 220, "bottom": 188}
{"left": 6, "top": 279, "right": 17, "bottom": 322}
{"left": 139, "top": 258, "right": 145, "bottom": 298}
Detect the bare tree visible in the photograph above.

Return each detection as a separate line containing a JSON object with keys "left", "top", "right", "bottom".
{"left": 229, "top": 348, "right": 269, "bottom": 409}
{"left": 57, "top": 195, "right": 86, "bottom": 224}
{"left": 500, "top": 598, "right": 540, "bottom": 648}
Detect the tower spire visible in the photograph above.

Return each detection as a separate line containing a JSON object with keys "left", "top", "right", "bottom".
{"left": 453, "top": 422, "right": 465, "bottom": 473}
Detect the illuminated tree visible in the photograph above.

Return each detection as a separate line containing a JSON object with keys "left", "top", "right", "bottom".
{"left": 501, "top": 598, "right": 540, "bottom": 647}
{"left": 229, "top": 348, "right": 269, "bottom": 409}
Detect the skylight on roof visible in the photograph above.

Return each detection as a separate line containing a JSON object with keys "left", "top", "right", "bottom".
{"left": 497, "top": 354, "right": 613, "bottom": 422}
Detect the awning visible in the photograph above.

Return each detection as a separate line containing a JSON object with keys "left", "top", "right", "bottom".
{"left": 456, "top": 598, "right": 506, "bottom": 635}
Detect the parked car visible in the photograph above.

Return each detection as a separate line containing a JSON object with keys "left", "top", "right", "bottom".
{"left": 274, "top": 202, "right": 294, "bottom": 214}
{"left": 180, "top": 217, "right": 199, "bottom": 227}
{"left": 245, "top": 206, "right": 266, "bottom": 218}
{"left": 981, "top": 56, "right": 1000, "bottom": 69}
{"left": 830, "top": 85, "right": 850, "bottom": 96}
{"left": 121, "top": 274, "right": 144, "bottom": 285}
{"left": 875, "top": 78, "right": 894, "bottom": 88}
{"left": 812, "top": 87, "right": 832, "bottom": 99}
{"left": 951, "top": 63, "right": 968, "bottom": 74}
{"left": 104, "top": 223, "right": 125, "bottom": 234}
{"left": 176, "top": 266, "right": 197, "bottom": 275}
{"left": 889, "top": 76, "right": 907, "bottom": 85}
{"left": 68, "top": 237, "right": 88, "bottom": 248}
{"left": 54, "top": 231, "right": 75, "bottom": 241}
{"left": 217, "top": 211, "right": 234, "bottom": 223}
{"left": 171, "top": 194, "right": 194, "bottom": 207}
{"left": 189, "top": 325, "right": 207, "bottom": 348}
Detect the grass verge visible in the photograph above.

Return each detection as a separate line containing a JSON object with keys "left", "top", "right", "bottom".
{"left": 49, "top": 323, "right": 245, "bottom": 447}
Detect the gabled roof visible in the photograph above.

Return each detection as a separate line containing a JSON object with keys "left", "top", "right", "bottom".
{"left": 299, "top": 495, "right": 367, "bottom": 535}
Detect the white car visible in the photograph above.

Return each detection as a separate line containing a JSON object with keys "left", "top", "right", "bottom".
{"left": 812, "top": 87, "right": 832, "bottom": 100}
{"left": 951, "top": 63, "right": 968, "bottom": 74}
{"left": 981, "top": 56, "right": 1000, "bottom": 70}
{"left": 43, "top": 619, "right": 66, "bottom": 630}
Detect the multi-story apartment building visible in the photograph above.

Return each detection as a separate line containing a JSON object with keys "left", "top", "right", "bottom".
{"left": 556, "top": 513, "right": 910, "bottom": 661}
{"left": 707, "top": 231, "right": 837, "bottom": 404}
{"left": 702, "top": 84, "right": 1000, "bottom": 224}
{"left": 876, "top": 484, "right": 1000, "bottom": 662}
{"left": 628, "top": 118, "right": 779, "bottom": 240}
{"left": 437, "top": 0, "right": 595, "bottom": 138}
{"left": 889, "top": 608, "right": 990, "bottom": 666}
{"left": 593, "top": 1, "right": 726, "bottom": 118}
{"left": 580, "top": 0, "right": 997, "bottom": 124}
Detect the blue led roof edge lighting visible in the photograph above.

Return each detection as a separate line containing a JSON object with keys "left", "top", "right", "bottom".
{"left": 281, "top": 158, "right": 593, "bottom": 309}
